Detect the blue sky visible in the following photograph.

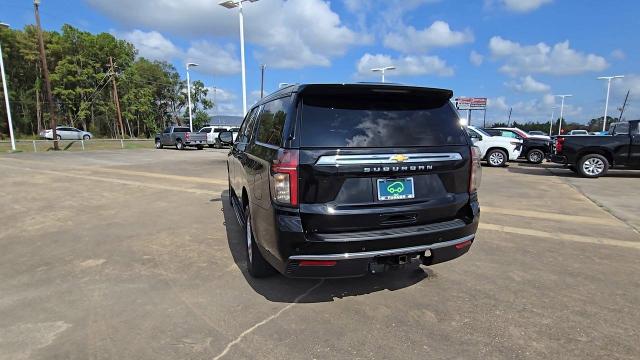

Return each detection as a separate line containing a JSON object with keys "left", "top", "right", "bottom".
{"left": 3, "top": 0, "right": 639, "bottom": 124}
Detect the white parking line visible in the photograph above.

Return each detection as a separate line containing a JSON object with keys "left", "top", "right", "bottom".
{"left": 0, "top": 163, "right": 221, "bottom": 196}
{"left": 482, "top": 206, "right": 622, "bottom": 226}
{"left": 480, "top": 223, "right": 640, "bottom": 250}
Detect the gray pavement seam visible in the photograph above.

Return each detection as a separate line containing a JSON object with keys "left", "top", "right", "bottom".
{"left": 211, "top": 280, "right": 325, "bottom": 360}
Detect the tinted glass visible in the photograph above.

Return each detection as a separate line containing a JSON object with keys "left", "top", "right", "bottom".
{"left": 256, "top": 98, "right": 290, "bottom": 147}
{"left": 174, "top": 127, "right": 189, "bottom": 133}
{"left": 199, "top": 128, "right": 212, "bottom": 133}
{"left": 614, "top": 123, "right": 629, "bottom": 135}
{"left": 500, "top": 131, "right": 519, "bottom": 139}
{"left": 163, "top": 127, "right": 171, "bottom": 134}
{"left": 300, "top": 95, "right": 466, "bottom": 147}
{"left": 237, "top": 108, "right": 259, "bottom": 144}
{"left": 213, "top": 128, "right": 227, "bottom": 132}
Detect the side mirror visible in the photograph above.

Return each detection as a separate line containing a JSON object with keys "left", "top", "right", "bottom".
{"left": 218, "top": 131, "right": 234, "bottom": 144}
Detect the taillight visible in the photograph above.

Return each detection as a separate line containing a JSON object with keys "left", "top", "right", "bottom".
{"left": 469, "top": 146, "right": 482, "bottom": 193}
{"left": 271, "top": 149, "right": 299, "bottom": 206}
{"left": 555, "top": 137, "right": 565, "bottom": 154}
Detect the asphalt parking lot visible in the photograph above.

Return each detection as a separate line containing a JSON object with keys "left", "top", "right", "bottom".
{"left": 1, "top": 149, "right": 639, "bottom": 360}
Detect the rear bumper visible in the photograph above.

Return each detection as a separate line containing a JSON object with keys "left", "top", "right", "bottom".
{"left": 271, "top": 206, "right": 479, "bottom": 278}
{"left": 284, "top": 234, "right": 475, "bottom": 278}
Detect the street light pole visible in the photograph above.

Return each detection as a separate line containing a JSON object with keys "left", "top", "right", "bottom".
{"left": 597, "top": 75, "right": 624, "bottom": 132}
{"left": 371, "top": 66, "right": 396, "bottom": 83}
{"left": 219, "top": 0, "right": 259, "bottom": 116}
{"left": 186, "top": 63, "right": 199, "bottom": 132}
{"left": 548, "top": 107, "right": 555, "bottom": 137}
{"left": 554, "top": 95, "right": 572, "bottom": 135}
{"left": 0, "top": 23, "right": 16, "bottom": 151}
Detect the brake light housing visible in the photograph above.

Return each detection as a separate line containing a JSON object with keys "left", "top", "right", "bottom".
{"left": 469, "top": 146, "right": 482, "bottom": 193}
{"left": 271, "top": 149, "right": 299, "bottom": 206}
{"left": 555, "top": 137, "right": 565, "bottom": 154}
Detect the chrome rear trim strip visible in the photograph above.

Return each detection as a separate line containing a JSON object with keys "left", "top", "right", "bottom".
{"left": 288, "top": 234, "right": 475, "bottom": 261}
{"left": 316, "top": 153, "right": 462, "bottom": 166}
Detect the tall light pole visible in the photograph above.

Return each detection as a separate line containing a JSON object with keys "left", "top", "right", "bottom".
{"left": 597, "top": 75, "right": 624, "bottom": 132}
{"left": 548, "top": 106, "right": 556, "bottom": 137}
{"left": 186, "top": 62, "right": 199, "bottom": 132}
{"left": 219, "top": 0, "right": 259, "bottom": 116}
{"left": 371, "top": 66, "right": 396, "bottom": 83}
{"left": 0, "top": 22, "right": 16, "bottom": 151}
{"left": 554, "top": 95, "right": 572, "bottom": 135}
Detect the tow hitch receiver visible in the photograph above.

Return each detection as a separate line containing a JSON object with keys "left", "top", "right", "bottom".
{"left": 368, "top": 253, "right": 423, "bottom": 274}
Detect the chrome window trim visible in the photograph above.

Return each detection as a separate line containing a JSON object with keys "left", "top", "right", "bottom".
{"left": 315, "top": 152, "right": 462, "bottom": 166}
{"left": 288, "top": 234, "right": 474, "bottom": 261}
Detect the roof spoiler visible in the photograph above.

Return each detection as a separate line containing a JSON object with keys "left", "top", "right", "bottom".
{"left": 298, "top": 84, "right": 453, "bottom": 102}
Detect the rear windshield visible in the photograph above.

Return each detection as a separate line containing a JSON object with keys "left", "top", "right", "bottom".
{"left": 174, "top": 127, "right": 189, "bottom": 133}
{"left": 300, "top": 95, "right": 467, "bottom": 147}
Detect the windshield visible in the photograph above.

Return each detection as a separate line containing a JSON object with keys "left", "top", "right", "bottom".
{"left": 472, "top": 127, "right": 491, "bottom": 137}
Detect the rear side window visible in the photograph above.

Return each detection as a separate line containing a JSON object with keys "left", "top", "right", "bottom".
{"left": 299, "top": 95, "right": 466, "bottom": 147}
{"left": 213, "top": 128, "right": 227, "bottom": 132}
{"left": 256, "top": 97, "right": 291, "bottom": 147}
{"left": 174, "top": 127, "right": 189, "bottom": 133}
{"left": 199, "top": 128, "right": 212, "bottom": 133}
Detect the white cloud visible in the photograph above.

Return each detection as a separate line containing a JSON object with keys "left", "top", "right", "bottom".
{"left": 186, "top": 41, "right": 241, "bottom": 76}
{"left": 118, "top": 30, "right": 181, "bottom": 61}
{"left": 469, "top": 51, "right": 484, "bottom": 66}
{"left": 486, "top": 94, "right": 583, "bottom": 124}
{"left": 614, "top": 74, "right": 640, "bottom": 119}
{"left": 486, "top": 0, "right": 552, "bottom": 13}
{"left": 506, "top": 75, "right": 551, "bottom": 93}
{"left": 206, "top": 87, "right": 241, "bottom": 116}
{"left": 610, "top": 49, "right": 626, "bottom": 60}
{"left": 383, "top": 21, "right": 473, "bottom": 53}
{"left": 489, "top": 36, "right": 608, "bottom": 76}
{"left": 88, "top": 0, "right": 364, "bottom": 69}
{"left": 356, "top": 53, "right": 454, "bottom": 79}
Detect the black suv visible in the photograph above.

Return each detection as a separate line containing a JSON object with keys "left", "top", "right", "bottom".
{"left": 220, "top": 84, "right": 481, "bottom": 278}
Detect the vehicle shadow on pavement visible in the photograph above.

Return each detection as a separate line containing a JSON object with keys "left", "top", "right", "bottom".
{"left": 220, "top": 191, "right": 431, "bottom": 304}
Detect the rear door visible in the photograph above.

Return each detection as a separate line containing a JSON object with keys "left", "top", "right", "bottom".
{"left": 630, "top": 122, "right": 640, "bottom": 166}
{"left": 295, "top": 86, "right": 471, "bottom": 234}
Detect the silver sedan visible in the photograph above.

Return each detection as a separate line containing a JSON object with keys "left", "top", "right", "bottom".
{"left": 40, "top": 127, "right": 93, "bottom": 140}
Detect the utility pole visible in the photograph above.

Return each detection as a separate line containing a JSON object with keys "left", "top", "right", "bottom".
{"left": 507, "top": 107, "right": 512, "bottom": 126}
{"left": 260, "top": 64, "right": 265, "bottom": 99}
{"left": 618, "top": 90, "right": 630, "bottom": 122}
{"left": 108, "top": 57, "right": 125, "bottom": 139}
{"left": 34, "top": 0, "right": 58, "bottom": 150}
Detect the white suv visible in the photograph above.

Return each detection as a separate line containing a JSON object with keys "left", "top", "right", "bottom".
{"left": 467, "top": 126, "right": 522, "bottom": 167}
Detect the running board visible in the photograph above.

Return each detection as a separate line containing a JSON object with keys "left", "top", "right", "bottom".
{"left": 229, "top": 193, "right": 246, "bottom": 228}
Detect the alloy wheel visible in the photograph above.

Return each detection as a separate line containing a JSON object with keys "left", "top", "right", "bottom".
{"left": 582, "top": 158, "right": 605, "bottom": 176}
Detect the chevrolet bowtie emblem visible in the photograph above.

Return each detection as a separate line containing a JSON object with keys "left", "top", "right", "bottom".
{"left": 390, "top": 154, "right": 409, "bottom": 163}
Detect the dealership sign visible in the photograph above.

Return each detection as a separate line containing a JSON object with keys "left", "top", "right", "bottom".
{"left": 455, "top": 97, "right": 487, "bottom": 110}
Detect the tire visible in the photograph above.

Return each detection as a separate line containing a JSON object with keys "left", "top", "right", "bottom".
{"left": 577, "top": 154, "right": 609, "bottom": 178}
{"left": 196, "top": 145, "right": 204, "bottom": 150}
{"left": 155, "top": 139, "right": 163, "bottom": 149}
{"left": 82, "top": 134, "right": 91, "bottom": 141}
{"left": 56, "top": 134, "right": 62, "bottom": 140}
{"left": 244, "top": 206, "right": 276, "bottom": 278}
{"left": 486, "top": 149, "right": 508, "bottom": 167}
{"left": 526, "top": 149, "right": 545, "bottom": 164}
{"left": 214, "top": 141, "right": 222, "bottom": 149}
{"left": 175, "top": 140, "right": 184, "bottom": 150}
{"left": 208, "top": 144, "right": 215, "bottom": 148}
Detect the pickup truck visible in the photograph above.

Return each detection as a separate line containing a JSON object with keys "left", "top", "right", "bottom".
{"left": 550, "top": 120, "right": 640, "bottom": 177}
{"left": 155, "top": 126, "right": 208, "bottom": 150}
